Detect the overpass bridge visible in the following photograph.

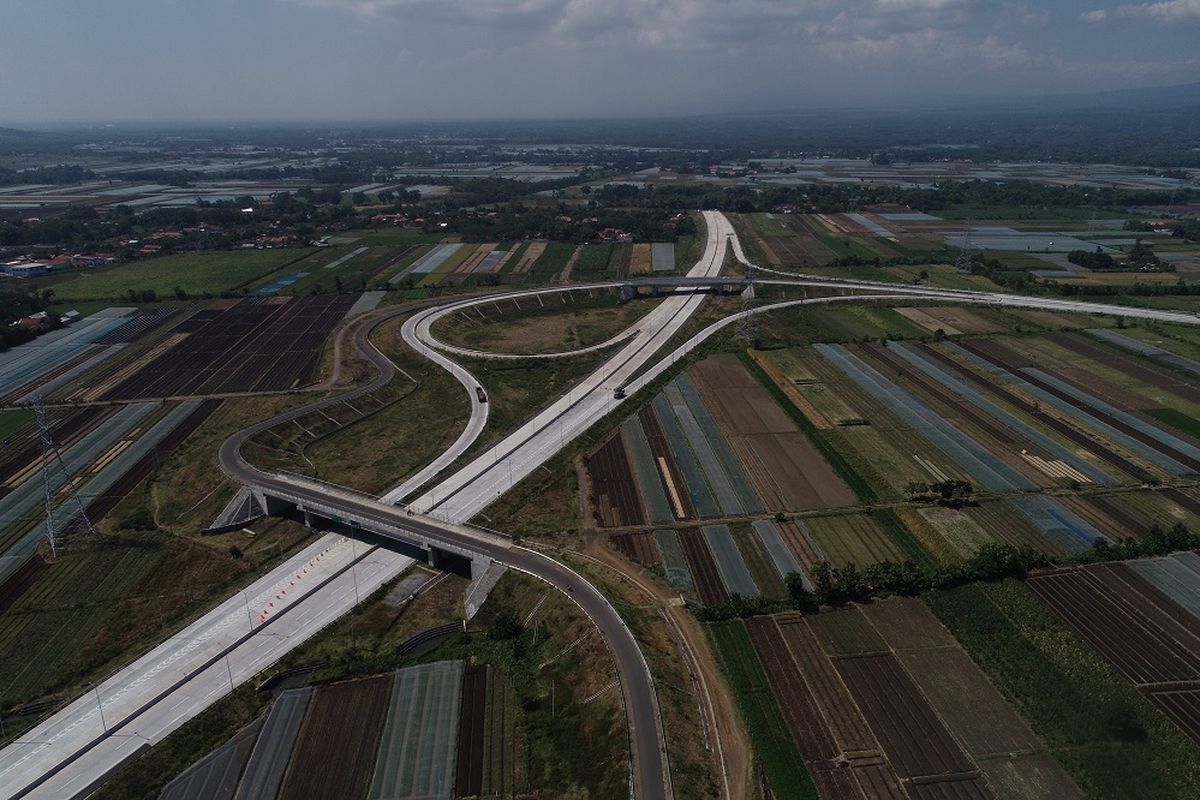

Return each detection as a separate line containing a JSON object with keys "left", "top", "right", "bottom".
{"left": 253, "top": 477, "right": 495, "bottom": 578}
{"left": 619, "top": 275, "right": 750, "bottom": 301}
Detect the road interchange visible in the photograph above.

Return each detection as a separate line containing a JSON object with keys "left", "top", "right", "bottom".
{"left": 6, "top": 211, "right": 1200, "bottom": 799}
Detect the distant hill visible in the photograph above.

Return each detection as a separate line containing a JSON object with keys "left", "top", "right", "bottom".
{"left": 1004, "top": 81, "right": 1200, "bottom": 112}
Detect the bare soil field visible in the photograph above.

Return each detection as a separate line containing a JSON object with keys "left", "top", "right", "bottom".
{"left": 689, "top": 355, "right": 857, "bottom": 511}
{"left": 584, "top": 433, "right": 647, "bottom": 528}
{"left": 609, "top": 530, "right": 660, "bottom": 569}
{"left": 98, "top": 295, "right": 356, "bottom": 400}
{"left": 277, "top": 675, "right": 390, "bottom": 800}
{"left": 455, "top": 664, "right": 487, "bottom": 798}
{"left": 510, "top": 241, "right": 546, "bottom": 275}
{"left": 629, "top": 243, "right": 652, "bottom": 275}
{"left": 678, "top": 527, "right": 728, "bottom": 606}
{"left": 762, "top": 235, "right": 836, "bottom": 266}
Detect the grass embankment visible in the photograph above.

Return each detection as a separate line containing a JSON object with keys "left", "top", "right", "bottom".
{"left": 302, "top": 321, "right": 467, "bottom": 494}
{"left": 43, "top": 249, "right": 314, "bottom": 301}
{"left": 708, "top": 621, "right": 818, "bottom": 800}
{"left": 927, "top": 579, "right": 1200, "bottom": 800}
{"left": 432, "top": 289, "right": 651, "bottom": 356}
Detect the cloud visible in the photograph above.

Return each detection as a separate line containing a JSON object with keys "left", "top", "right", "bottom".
{"left": 284, "top": 0, "right": 1037, "bottom": 73}
{"left": 873, "top": 0, "right": 968, "bottom": 10}
{"left": 1079, "top": 8, "right": 1109, "bottom": 21}
{"left": 1116, "top": 0, "right": 1200, "bottom": 20}
{"left": 1013, "top": 4, "right": 1049, "bottom": 25}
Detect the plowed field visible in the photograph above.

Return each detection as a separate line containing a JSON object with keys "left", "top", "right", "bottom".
{"left": 278, "top": 675, "right": 390, "bottom": 800}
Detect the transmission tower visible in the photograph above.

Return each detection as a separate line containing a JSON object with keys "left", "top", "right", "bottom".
{"left": 33, "top": 399, "right": 96, "bottom": 558}
{"left": 954, "top": 218, "right": 975, "bottom": 272}
{"left": 735, "top": 257, "right": 757, "bottom": 343}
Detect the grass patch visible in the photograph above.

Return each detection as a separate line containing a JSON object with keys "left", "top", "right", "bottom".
{"left": 43, "top": 249, "right": 314, "bottom": 300}
{"left": 815, "top": 234, "right": 884, "bottom": 263}
{"left": 432, "top": 289, "right": 652, "bottom": 355}
{"left": 572, "top": 243, "right": 616, "bottom": 275}
{"left": 927, "top": 579, "right": 1200, "bottom": 800}
{"left": 708, "top": 620, "right": 818, "bottom": 800}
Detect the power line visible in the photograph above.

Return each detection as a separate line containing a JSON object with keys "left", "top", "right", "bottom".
{"left": 954, "top": 217, "right": 975, "bottom": 272}
{"left": 33, "top": 398, "right": 96, "bottom": 558}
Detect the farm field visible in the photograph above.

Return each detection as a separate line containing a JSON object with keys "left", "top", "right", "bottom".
{"left": 1026, "top": 560, "right": 1200, "bottom": 742}
{"left": 593, "top": 308, "right": 1200, "bottom": 621}
{"left": 81, "top": 294, "right": 356, "bottom": 400}
{"left": 273, "top": 244, "right": 422, "bottom": 294}
{"left": 160, "top": 662, "right": 476, "bottom": 800}
{"left": 370, "top": 660, "right": 464, "bottom": 800}
{"left": 0, "top": 399, "right": 219, "bottom": 581}
{"left": 929, "top": 578, "right": 1200, "bottom": 798}
{"left": 43, "top": 249, "right": 314, "bottom": 300}
{"left": 524, "top": 241, "right": 576, "bottom": 281}
{"left": 713, "top": 598, "right": 1082, "bottom": 799}
{"left": 689, "top": 354, "right": 857, "bottom": 512}
{"left": 0, "top": 306, "right": 184, "bottom": 403}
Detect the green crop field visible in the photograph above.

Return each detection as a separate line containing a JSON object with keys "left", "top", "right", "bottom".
{"left": 746, "top": 213, "right": 801, "bottom": 237}
{"left": 44, "top": 249, "right": 314, "bottom": 300}
{"left": 572, "top": 243, "right": 615, "bottom": 275}
{"left": 927, "top": 580, "right": 1200, "bottom": 800}
{"left": 708, "top": 621, "right": 818, "bottom": 800}
{"left": 528, "top": 242, "right": 577, "bottom": 281}
{"left": 0, "top": 410, "right": 33, "bottom": 440}
{"left": 816, "top": 233, "right": 886, "bottom": 262}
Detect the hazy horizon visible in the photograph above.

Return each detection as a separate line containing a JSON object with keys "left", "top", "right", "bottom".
{"left": 4, "top": 0, "right": 1200, "bottom": 125}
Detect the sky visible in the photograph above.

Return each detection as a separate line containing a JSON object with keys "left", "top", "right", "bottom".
{"left": 2, "top": 0, "right": 1199, "bottom": 124}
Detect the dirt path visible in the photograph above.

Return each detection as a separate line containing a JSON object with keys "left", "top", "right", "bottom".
{"left": 556, "top": 244, "right": 584, "bottom": 284}
{"left": 581, "top": 537, "right": 752, "bottom": 800}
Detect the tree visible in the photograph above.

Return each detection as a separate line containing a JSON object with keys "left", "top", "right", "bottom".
{"left": 487, "top": 608, "right": 522, "bottom": 641}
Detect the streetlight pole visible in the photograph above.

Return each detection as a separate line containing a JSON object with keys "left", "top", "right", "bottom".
{"left": 87, "top": 682, "right": 107, "bottom": 733}
{"left": 242, "top": 590, "right": 254, "bottom": 632}
{"left": 349, "top": 537, "right": 361, "bottom": 605}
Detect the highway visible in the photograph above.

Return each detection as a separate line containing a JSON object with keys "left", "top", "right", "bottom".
{"left": 388, "top": 211, "right": 733, "bottom": 516}
{"left": 8, "top": 208, "right": 1200, "bottom": 800}
{"left": 0, "top": 213, "right": 733, "bottom": 800}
